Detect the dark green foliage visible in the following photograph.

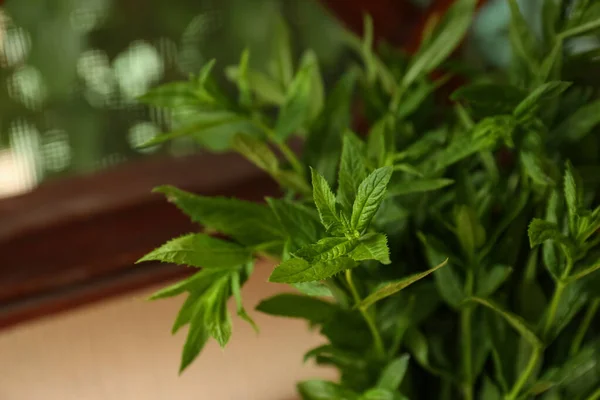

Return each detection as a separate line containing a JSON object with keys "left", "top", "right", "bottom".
{"left": 137, "top": 1, "right": 600, "bottom": 398}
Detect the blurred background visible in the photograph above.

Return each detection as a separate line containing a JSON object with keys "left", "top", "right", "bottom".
{"left": 0, "top": 0, "right": 350, "bottom": 198}
{"left": 0, "top": 0, "right": 531, "bottom": 199}
{"left": 0, "top": 0, "right": 546, "bottom": 399}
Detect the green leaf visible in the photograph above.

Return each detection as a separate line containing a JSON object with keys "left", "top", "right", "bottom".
{"left": 256, "top": 293, "right": 337, "bottom": 324}
{"left": 520, "top": 252, "right": 549, "bottom": 323}
{"left": 359, "top": 259, "right": 448, "bottom": 309}
{"left": 401, "top": 0, "right": 476, "bottom": 89}
{"left": 171, "top": 293, "right": 200, "bottom": 334}
{"left": 451, "top": 83, "right": 526, "bottom": 118}
{"left": 568, "top": 260, "right": 600, "bottom": 282}
{"left": 178, "top": 273, "right": 232, "bottom": 373}
{"left": 564, "top": 160, "right": 582, "bottom": 224}
{"left": 225, "top": 67, "right": 285, "bottom": 105}
{"left": 396, "top": 75, "right": 450, "bottom": 119}
{"left": 367, "top": 115, "right": 395, "bottom": 168}
{"left": 137, "top": 233, "right": 251, "bottom": 269}
{"left": 507, "top": 0, "right": 541, "bottom": 77}
{"left": 338, "top": 132, "right": 367, "bottom": 211}
{"left": 528, "top": 219, "right": 566, "bottom": 247}
{"left": 138, "top": 82, "right": 202, "bottom": 108}
{"left": 420, "top": 234, "right": 464, "bottom": 308}
{"left": 270, "top": 16, "right": 294, "bottom": 88}
{"left": 577, "top": 207, "right": 600, "bottom": 243}
{"left": 554, "top": 100, "right": 600, "bottom": 141}
{"left": 350, "top": 167, "right": 394, "bottom": 233}
{"left": 303, "top": 344, "right": 360, "bottom": 365}
{"left": 404, "top": 328, "right": 455, "bottom": 381}
{"left": 298, "top": 380, "right": 359, "bottom": 400}
{"left": 547, "top": 281, "right": 590, "bottom": 341}
{"left": 479, "top": 376, "right": 502, "bottom": 400}
{"left": 455, "top": 204, "right": 486, "bottom": 258}
{"left": 560, "top": 13, "right": 600, "bottom": 39}
{"left": 513, "top": 81, "right": 572, "bottom": 119}
{"left": 376, "top": 355, "right": 410, "bottom": 391}
{"left": 231, "top": 270, "right": 258, "bottom": 332}
{"left": 202, "top": 276, "right": 232, "bottom": 348}
{"left": 304, "top": 70, "right": 358, "bottom": 184}
{"left": 267, "top": 198, "right": 324, "bottom": 249}
{"left": 148, "top": 268, "right": 227, "bottom": 300}
{"left": 320, "top": 310, "right": 372, "bottom": 351}
{"left": 196, "top": 59, "right": 217, "bottom": 87}
{"left": 539, "top": 39, "right": 563, "bottom": 83}
{"left": 393, "top": 127, "right": 446, "bottom": 162}
{"left": 299, "top": 50, "right": 325, "bottom": 122}
{"left": 387, "top": 178, "right": 454, "bottom": 197}
{"left": 140, "top": 113, "right": 247, "bottom": 147}
{"left": 231, "top": 133, "right": 279, "bottom": 174}
{"left": 349, "top": 233, "right": 391, "bottom": 265}
{"left": 295, "top": 237, "right": 358, "bottom": 262}
{"left": 431, "top": 116, "right": 514, "bottom": 172}
{"left": 359, "top": 389, "right": 395, "bottom": 400}
{"left": 180, "top": 314, "right": 209, "bottom": 373}
{"left": 476, "top": 265, "right": 513, "bottom": 297}
{"left": 531, "top": 339, "right": 600, "bottom": 394}
{"left": 154, "top": 185, "right": 283, "bottom": 247}
{"left": 479, "top": 189, "right": 529, "bottom": 260}
{"left": 471, "top": 307, "right": 493, "bottom": 379}
{"left": 392, "top": 164, "right": 424, "bottom": 177}
{"left": 269, "top": 257, "right": 357, "bottom": 283}
{"left": 541, "top": 0, "right": 560, "bottom": 45}
{"left": 467, "top": 297, "right": 542, "bottom": 348}
{"left": 543, "top": 192, "right": 564, "bottom": 280}
{"left": 274, "top": 169, "right": 313, "bottom": 196}
{"left": 275, "top": 60, "right": 314, "bottom": 141}
{"left": 234, "top": 48, "right": 251, "bottom": 107}
{"left": 293, "top": 282, "right": 333, "bottom": 297}
{"left": 361, "top": 14, "right": 376, "bottom": 84}
{"left": 520, "top": 151, "right": 556, "bottom": 187}
{"left": 311, "top": 168, "right": 344, "bottom": 234}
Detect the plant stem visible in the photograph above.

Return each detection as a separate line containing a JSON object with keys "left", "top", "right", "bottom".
{"left": 505, "top": 347, "right": 541, "bottom": 400}
{"left": 560, "top": 18, "right": 600, "bottom": 39}
{"left": 276, "top": 140, "right": 305, "bottom": 178}
{"left": 543, "top": 252, "right": 575, "bottom": 340}
{"left": 570, "top": 298, "right": 600, "bottom": 356}
{"left": 252, "top": 119, "right": 306, "bottom": 179}
{"left": 461, "top": 309, "right": 474, "bottom": 400}
{"left": 586, "top": 387, "right": 600, "bottom": 400}
{"left": 543, "top": 280, "right": 565, "bottom": 339}
{"left": 461, "top": 270, "right": 475, "bottom": 400}
{"left": 346, "top": 269, "right": 386, "bottom": 359}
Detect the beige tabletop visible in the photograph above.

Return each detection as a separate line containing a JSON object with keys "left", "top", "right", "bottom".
{"left": 0, "top": 262, "right": 335, "bottom": 400}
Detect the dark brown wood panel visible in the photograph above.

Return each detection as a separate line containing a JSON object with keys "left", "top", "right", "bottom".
{"left": 0, "top": 152, "right": 279, "bottom": 329}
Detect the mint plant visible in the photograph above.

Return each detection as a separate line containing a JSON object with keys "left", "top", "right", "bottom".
{"left": 137, "top": 0, "right": 600, "bottom": 398}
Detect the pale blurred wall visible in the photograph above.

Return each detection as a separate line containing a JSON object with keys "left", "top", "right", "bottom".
{"left": 0, "top": 263, "right": 335, "bottom": 400}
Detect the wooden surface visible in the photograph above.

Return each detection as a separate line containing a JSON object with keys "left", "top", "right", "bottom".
{"left": 0, "top": 152, "right": 279, "bottom": 329}
{"left": 0, "top": 263, "right": 335, "bottom": 400}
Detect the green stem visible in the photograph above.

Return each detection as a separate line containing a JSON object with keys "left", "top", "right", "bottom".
{"left": 560, "top": 18, "right": 600, "bottom": 39}
{"left": 543, "top": 280, "right": 565, "bottom": 339}
{"left": 461, "top": 270, "right": 475, "bottom": 400}
{"left": 505, "top": 347, "right": 541, "bottom": 400}
{"left": 346, "top": 269, "right": 386, "bottom": 359}
{"left": 570, "top": 298, "right": 600, "bottom": 356}
{"left": 543, "top": 252, "right": 574, "bottom": 340}
{"left": 586, "top": 387, "right": 600, "bottom": 400}
{"left": 252, "top": 120, "right": 306, "bottom": 179}
{"left": 461, "top": 309, "right": 474, "bottom": 400}
{"left": 276, "top": 140, "right": 305, "bottom": 178}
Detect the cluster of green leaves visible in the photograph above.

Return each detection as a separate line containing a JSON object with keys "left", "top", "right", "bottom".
{"left": 137, "top": 0, "right": 600, "bottom": 398}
